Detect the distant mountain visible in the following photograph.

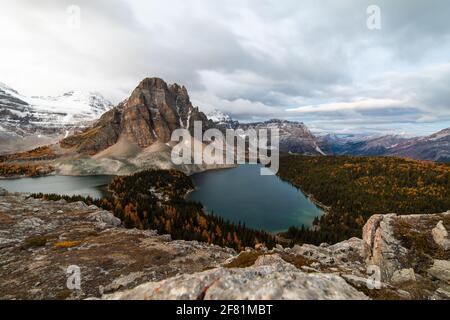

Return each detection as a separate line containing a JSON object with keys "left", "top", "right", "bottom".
{"left": 3, "top": 77, "right": 325, "bottom": 175}
{"left": 239, "top": 120, "right": 325, "bottom": 155}
{"left": 206, "top": 109, "right": 239, "bottom": 130}
{"left": 318, "top": 134, "right": 410, "bottom": 156}
{"left": 0, "top": 82, "right": 113, "bottom": 154}
{"left": 5, "top": 77, "right": 447, "bottom": 170}
{"left": 386, "top": 128, "right": 450, "bottom": 163}
{"left": 318, "top": 129, "right": 450, "bottom": 162}
{"left": 208, "top": 111, "right": 325, "bottom": 156}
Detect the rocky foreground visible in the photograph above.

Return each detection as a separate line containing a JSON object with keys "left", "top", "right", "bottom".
{"left": 0, "top": 187, "right": 449, "bottom": 300}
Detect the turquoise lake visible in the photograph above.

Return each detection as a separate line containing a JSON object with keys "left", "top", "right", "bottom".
{"left": 187, "top": 165, "right": 323, "bottom": 233}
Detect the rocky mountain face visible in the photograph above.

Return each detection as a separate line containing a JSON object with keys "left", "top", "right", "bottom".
{"left": 208, "top": 111, "right": 325, "bottom": 155}
{"left": 240, "top": 120, "right": 325, "bottom": 155}
{"left": 318, "top": 129, "right": 450, "bottom": 163}
{"left": 60, "top": 78, "right": 211, "bottom": 155}
{"left": 0, "top": 82, "right": 113, "bottom": 154}
{"left": 1, "top": 187, "right": 448, "bottom": 300}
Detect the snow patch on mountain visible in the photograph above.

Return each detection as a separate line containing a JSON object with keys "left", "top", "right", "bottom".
{"left": 0, "top": 82, "right": 114, "bottom": 153}
{"left": 1, "top": 82, "right": 113, "bottom": 127}
{"left": 207, "top": 109, "right": 232, "bottom": 123}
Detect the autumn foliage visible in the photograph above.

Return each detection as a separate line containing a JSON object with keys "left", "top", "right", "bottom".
{"left": 0, "top": 146, "right": 57, "bottom": 162}
{"left": 33, "top": 169, "right": 276, "bottom": 251}
{"left": 278, "top": 155, "right": 450, "bottom": 245}
{"left": 0, "top": 163, "right": 54, "bottom": 177}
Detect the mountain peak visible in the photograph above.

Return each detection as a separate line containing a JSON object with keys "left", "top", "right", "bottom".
{"left": 207, "top": 109, "right": 232, "bottom": 123}
{"left": 136, "top": 77, "right": 168, "bottom": 90}
{"left": 60, "top": 77, "right": 210, "bottom": 155}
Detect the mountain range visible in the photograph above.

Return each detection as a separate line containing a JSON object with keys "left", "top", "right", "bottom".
{"left": 0, "top": 82, "right": 113, "bottom": 153}
{"left": 207, "top": 109, "right": 449, "bottom": 162}
{"left": 318, "top": 130, "right": 450, "bottom": 163}
{"left": 0, "top": 78, "right": 449, "bottom": 168}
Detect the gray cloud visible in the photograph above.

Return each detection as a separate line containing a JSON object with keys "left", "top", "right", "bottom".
{"left": 0, "top": 0, "right": 449, "bottom": 135}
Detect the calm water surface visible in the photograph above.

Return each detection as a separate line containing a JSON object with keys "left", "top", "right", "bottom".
{"left": 0, "top": 166, "right": 323, "bottom": 233}
{"left": 188, "top": 165, "right": 323, "bottom": 233}
{"left": 0, "top": 175, "right": 114, "bottom": 199}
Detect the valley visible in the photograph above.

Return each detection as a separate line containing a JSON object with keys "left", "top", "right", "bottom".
{"left": 3, "top": 0, "right": 450, "bottom": 303}
{"left": 1, "top": 76, "right": 449, "bottom": 300}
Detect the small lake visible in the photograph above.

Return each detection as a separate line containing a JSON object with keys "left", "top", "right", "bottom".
{"left": 0, "top": 175, "right": 114, "bottom": 199}
{"left": 188, "top": 165, "right": 323, "bottom": 233}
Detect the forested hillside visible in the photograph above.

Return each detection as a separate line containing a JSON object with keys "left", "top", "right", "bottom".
{"left": 278, "top": 155, "right": 450, "bottom": 245}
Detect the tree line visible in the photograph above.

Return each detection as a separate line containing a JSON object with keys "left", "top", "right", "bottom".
{"left": 277, "top": 155, "right": 450, "bottom": 245}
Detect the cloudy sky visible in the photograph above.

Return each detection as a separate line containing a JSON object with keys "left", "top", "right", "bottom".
{"left": 1, "top": 0, "right": 449, "bottom": 135}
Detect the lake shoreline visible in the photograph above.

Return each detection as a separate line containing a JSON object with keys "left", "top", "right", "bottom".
{"left": 0, "top": 175, "right": 115, "bottom": 199}
{"left": 187, "top": 164, "right": 324, "bottom": 233}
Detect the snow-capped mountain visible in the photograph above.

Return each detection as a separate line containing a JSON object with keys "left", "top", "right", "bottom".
{"left": 318, "top": 129, "right": 450, "bottom": 162}
{"left": 239, "top": 120, "right": 326, "bottom": 155}
{"left": 317, "top": 133, "right": 410, "bottom": 156}
{"left": 207, "top": 110, "right": 325, "bottom": 155}
{"left": 0, "top": 82, "right": 113, "bottom": 129}
{"left": 0, "top": 82, "right": 113, "bottom": 154}
{"left": 207, "top": 109, "right": 239, "bottom": 129}
{"left": 386, "top": 128, "right": 450, "bottom": 163}
{"left": 207, "top": 109, "right": 232, "bottom": 123}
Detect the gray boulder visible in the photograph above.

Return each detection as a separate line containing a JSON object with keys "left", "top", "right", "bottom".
{"left": 432, "top": 221, "right": 450, "bottom": 250}
{"left": 103, "top": 255, "right": 368, "bottom": 300}
{"left": 89, "top": 210, "right": 121, "bottom": 228}
{"left": 428, "top": 260, "right": 450, "bottom": 282}
{"left": 363, "top": 214, "right": 409, "bottom": 282}
{"left": 391, "top": 268, "right": 416, "bottom": 285}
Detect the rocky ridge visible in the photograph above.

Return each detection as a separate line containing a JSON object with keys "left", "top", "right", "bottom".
{"left": 386, "top": 128, "right": 450, "bottom": 163}
{"left": 318, "top": 129, "right": 450, "bottom": 163}
{"left": 207, "top": 110, "right": 325, "bottom": 156}
{"left": 2, "top": 78, "right": 326, "bottom": 176}
{"left": 1, "top": 187, "right": 449, "bottom": 300}
{"left": 239, "top": 119, "right": 325, "bottom": 155}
